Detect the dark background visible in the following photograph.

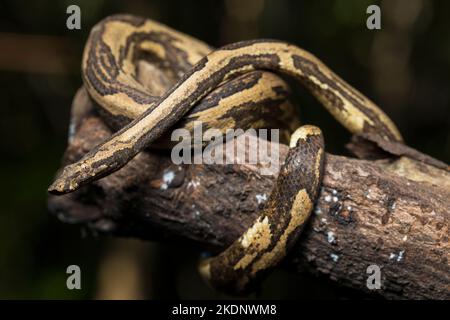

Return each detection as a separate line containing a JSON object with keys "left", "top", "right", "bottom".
{"left": 0, "top": 0, "right": 448, "bottom": 299}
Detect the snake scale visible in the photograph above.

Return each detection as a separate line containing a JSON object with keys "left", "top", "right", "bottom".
{"left": 48, "top": 14, "right": 406, "bottom": 294}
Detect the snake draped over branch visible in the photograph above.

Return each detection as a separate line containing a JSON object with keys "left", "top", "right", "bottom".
{"left": 48, "top": 14, "right": 414, "bottom": 294}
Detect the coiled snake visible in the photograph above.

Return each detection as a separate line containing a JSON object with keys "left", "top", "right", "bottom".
{"left": 49, "top": 14, "right": 407, "bottom": 294}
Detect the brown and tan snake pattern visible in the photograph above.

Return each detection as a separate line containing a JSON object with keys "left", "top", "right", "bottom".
{"left": 48, "top": 14, "right": 407, "bottom": 294}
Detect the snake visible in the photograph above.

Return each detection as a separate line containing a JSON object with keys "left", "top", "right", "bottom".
{"left": 48, "top": 14, "right": 406, "bottom": 294}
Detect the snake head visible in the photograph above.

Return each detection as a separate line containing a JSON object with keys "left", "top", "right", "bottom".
{"left": 47, "top": 162, "right": 85, "bottom": 195}
{"left": 47, "top": 160, "right": 109, "bottom": 194}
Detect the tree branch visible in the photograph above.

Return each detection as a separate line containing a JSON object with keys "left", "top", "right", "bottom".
{"left": 47, "top": 89, "right": 450, "bottom": 300}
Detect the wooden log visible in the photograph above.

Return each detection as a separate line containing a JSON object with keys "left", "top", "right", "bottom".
{"left": 47, "top": 90, "right": 450, "bottom": 299}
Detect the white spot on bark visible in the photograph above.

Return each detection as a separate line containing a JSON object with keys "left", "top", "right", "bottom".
{"left": 402, "top": 235, "right": 408, "bottom": 242}
{"left": 160, "top": 170, "right": 175, "bottom": 190}
{"left": 68, "top": 122, "right": 76, "bottom": 143}
{"left": 389, "top": 250, "right": 405, "bottom": 262}
{"left": 327, "top": 231, "right": 336, "bottom": 244}
{"left": 255, "top": 193, "right": 268, "bottom": 204}
{"left": 332, "top": 196, "right": 339, "bottom": 202}
{"left": 330, "top": 253, "right": 339, "bottom": 262}
{"left": 397, "top": 250, "right": 405, "bottom": 262}
{"left": 325, "top": 195, "right": 332, "bottom": 202}
{"left": 187, "top": 179, "right": 201, "bottom": 188}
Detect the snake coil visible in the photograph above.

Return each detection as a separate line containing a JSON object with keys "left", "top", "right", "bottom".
{"left": 49, "top": 15, "right": 405, "bottom": 294}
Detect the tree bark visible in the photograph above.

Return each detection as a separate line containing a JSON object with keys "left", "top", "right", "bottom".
{"left": 47, "top": 89, "right": 450, "bottom": 300}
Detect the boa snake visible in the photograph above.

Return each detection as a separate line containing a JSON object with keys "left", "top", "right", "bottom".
{"left": 48, "top": 14, "right": 409, "bottom": 294}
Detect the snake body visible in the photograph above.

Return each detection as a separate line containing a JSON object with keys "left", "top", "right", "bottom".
{"left": 48, "top": 15, "right": 404, "bottom": 294}
{"left": 199, "top": 125, "right": 324, "bottom": 294}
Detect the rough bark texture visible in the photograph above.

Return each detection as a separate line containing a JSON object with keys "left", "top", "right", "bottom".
{"left": 47, "top": 92, "right": 450, "bottom": 299}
